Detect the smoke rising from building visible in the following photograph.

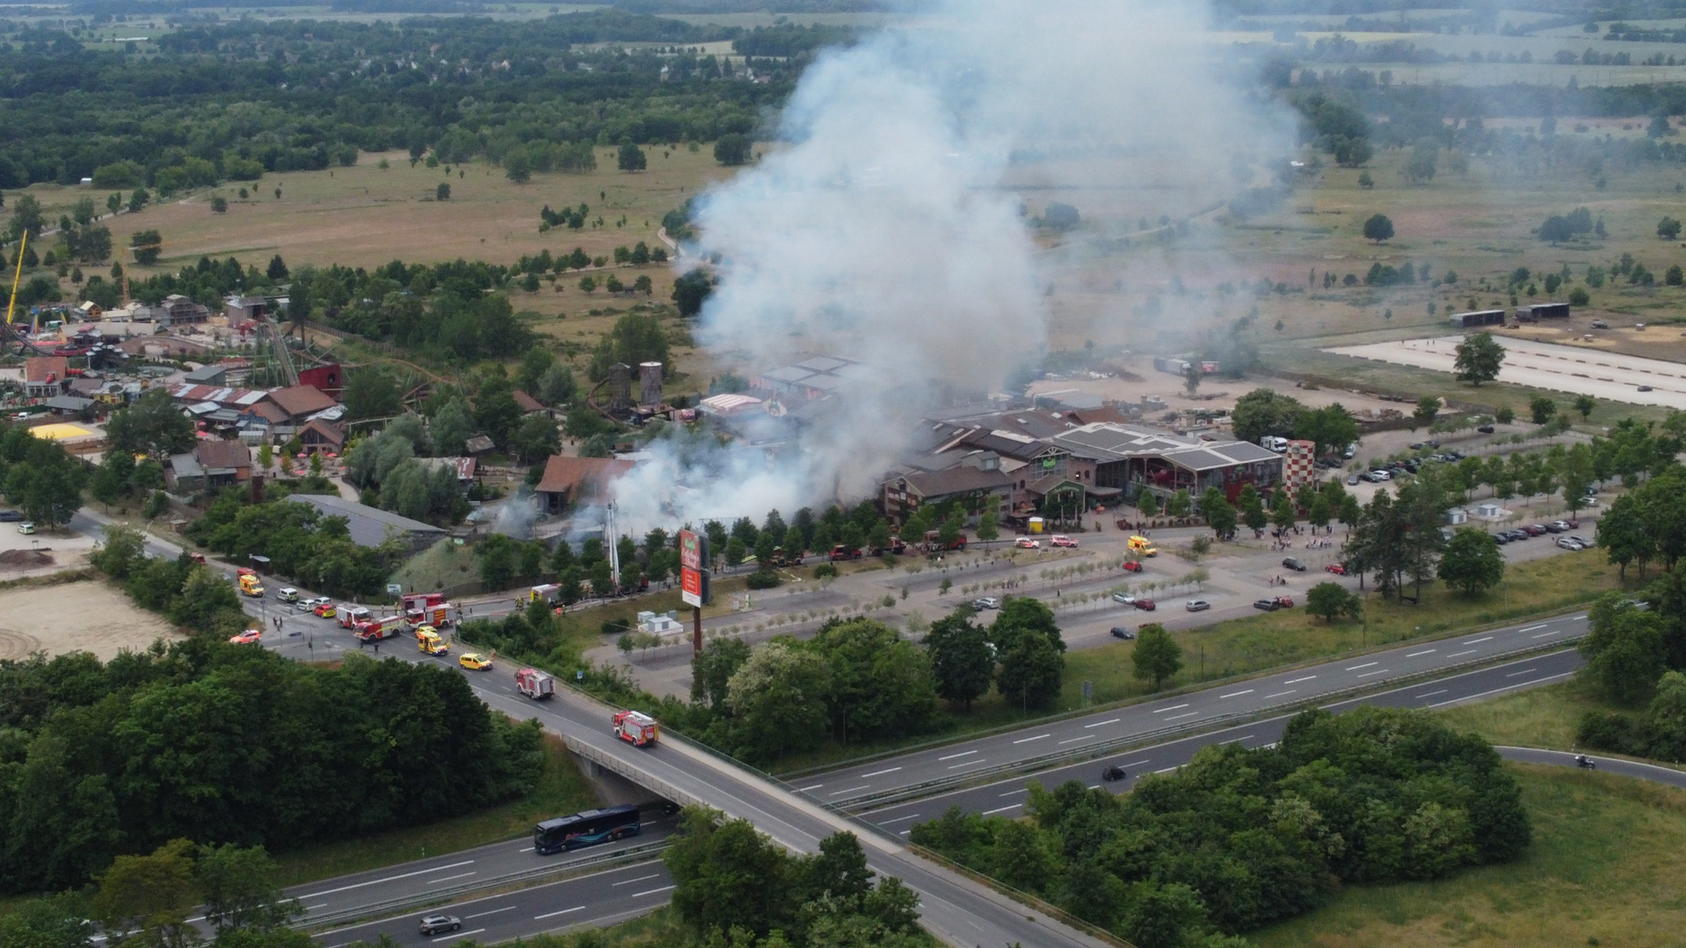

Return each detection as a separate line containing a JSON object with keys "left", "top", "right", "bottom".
{"left": 608, "top": 0, "right": 1294, "bottom": 535}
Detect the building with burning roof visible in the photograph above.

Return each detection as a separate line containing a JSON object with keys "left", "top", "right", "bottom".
{"left": 535, "top": 455, "right": 637, "bottom": 516}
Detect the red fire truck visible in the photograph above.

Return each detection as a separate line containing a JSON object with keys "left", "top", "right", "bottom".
{"left": 612, "top": 710, "right": 659, "bottom": 747}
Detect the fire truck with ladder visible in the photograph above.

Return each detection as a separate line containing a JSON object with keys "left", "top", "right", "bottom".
{"left": 612, "top": 710, "right": 659, "bottom": 747}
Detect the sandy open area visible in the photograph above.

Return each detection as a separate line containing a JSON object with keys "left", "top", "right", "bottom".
{"left": 1026, "top": 354, "right": 1411, "bottom": 420}
{"left": 0, "top": 580, "right": 181, "bottom": 663}
{"left": 1326, "top": 335, "right": 1686, "bottom": 409}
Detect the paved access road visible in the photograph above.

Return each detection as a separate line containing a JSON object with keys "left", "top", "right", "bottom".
{"left": 800, "top": 609, "right": 1591, "bottom": 807}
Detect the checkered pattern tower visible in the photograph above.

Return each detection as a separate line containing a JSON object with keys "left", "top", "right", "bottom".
{"left": 1283, "top": 439, "right": 1317, "bottom": 493}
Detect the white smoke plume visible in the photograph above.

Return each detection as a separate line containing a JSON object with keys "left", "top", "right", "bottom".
{"left": 608, "top": 0, "right": 1294, "bottom": 537}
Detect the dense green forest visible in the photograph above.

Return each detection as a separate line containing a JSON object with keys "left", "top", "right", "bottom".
{"left": 0, "top": 11, "right": 848, "bottom": 188}
{"left": 912, "top": 706, "right": 1530, "bottom": 948}
{"left": 0, "top": 642, "right": 543, "bottom": 893}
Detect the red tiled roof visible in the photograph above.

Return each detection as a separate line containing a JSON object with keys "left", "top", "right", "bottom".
{"left": 25, "top": 357, "right": 67, "bottom": 384}
{"left": 196, "top": 439, "right": 252, "bottom": 471}
{"left": 262, "top": 384, "right": 337, "bottom": 419}
{"left": 512, "top": 390, "right": 546, "bottom": 413}
{"left": 535, "top": 455, "right": 635, "bottom": 499}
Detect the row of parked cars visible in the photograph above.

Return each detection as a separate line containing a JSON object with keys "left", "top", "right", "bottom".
{"left": 1350, "top": 447, "right": 1471, "bottom": 485}
{"left": 1494, "top": 520, "right": 1591, "bottom": 550}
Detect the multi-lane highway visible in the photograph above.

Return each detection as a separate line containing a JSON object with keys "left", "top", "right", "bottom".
{"left": 305, "top": 646, "right": 1603, "bottom": 944}
{"left": 69, "top": 510, "right": 1624, "bottom": 946}
{"left": 799, "top": 609, "right": 1591, "bottom": 807}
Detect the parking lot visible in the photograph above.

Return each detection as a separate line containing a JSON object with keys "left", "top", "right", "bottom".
{"left": 1326, "top": 335, "right": 1686, "bottom": 409}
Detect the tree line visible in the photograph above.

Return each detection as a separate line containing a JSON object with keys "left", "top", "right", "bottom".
{"left": 466, "top": 597, "right": 1068, "bottom": 766}
{"left": 0, "top": 12, "right": 791, "bottom": 189}
{"left": 912, "top": 706, "right": 1530, "bottom": 948}
{"left": 184, "top": 491, "right": 397, "bottom": 599}
{"left": 0, "top": 641, "right": 542, "bottom": 893}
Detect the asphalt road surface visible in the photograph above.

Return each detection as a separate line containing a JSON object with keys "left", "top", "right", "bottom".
{"left": 318, "top": 646, "right": 1668, "bottom": 945}
{"left": 800, "top": 610, "right": 1590, "bottom": 807}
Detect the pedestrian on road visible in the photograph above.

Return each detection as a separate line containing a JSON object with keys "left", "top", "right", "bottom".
{"left": 374, "top": 640, "right": 380, "bottom": 655}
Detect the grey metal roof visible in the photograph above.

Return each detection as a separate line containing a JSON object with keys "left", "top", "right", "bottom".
{"left": 795, "top": 355, "right": 849, "bottom": 373}
{"left": 761, "top": 366, "right": 812, "bottom": 384}
{"left": 43, "top": 395, "right": 93, "bottom": 411}
{"left": 288, "top": 494, "right": 445, "bottom": 548}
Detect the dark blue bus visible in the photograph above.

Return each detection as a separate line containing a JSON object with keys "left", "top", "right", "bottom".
{"left": 534, "top": 804, "right": 641, "bottom": 854}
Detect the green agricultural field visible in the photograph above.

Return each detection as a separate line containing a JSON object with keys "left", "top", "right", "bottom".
{"left": 1253, "top": 765, "right": 1686, "bottom": 948}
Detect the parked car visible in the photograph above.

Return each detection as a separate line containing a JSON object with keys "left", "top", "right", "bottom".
{"left": 1522, "top": 524, "right": 1548, "bottom": 536}
{"left": 419, "top": 915, "right": 462, "bottom": 936}
{"left": 1581, "top": 494, "right": 1600, "bottom": 507}
{"left": 1639, "top": 385, "right": 1654, "bottom": 392}
{"left": 459, "top": 652, "right": 493, "bottom": 670}
{"left": 1282, "top": 557, "right": 1307, "bottom": 571}
{"left": 1368, "top": 470, "right": 1392, "bottom": 482}
{"left": 298, "top": 595, "right": 331, "bottom": 613}
{"left": 1556, "top": 537, "right": 1585, "bottom": 551}
{"left": 1112, "top": 592, "right": 1136, "bottom": 605}
{"left": 1122, "top": 560, "right": 1144, "bottom": 572}
{"left": 1324, "top": 563, "right": 1348, "bottom": 575}
{"left": 1109, "top": 627, "right": 1137, "bottom": 640}
{"left": 227, "top": 629, "right": 262, "bottom": 645}
{"left": 1346, "top": 473, "right": 1361, "bottom": 485}
{"left": 1253, "top": 598, "right": 1284, "bottom": 611}
{"left": 0, "top": 510, "right": 22, "bottom": 522}
{"left": 973, "top": 597, "right": 1001, "bottom": 610}
{"left": 276, "top": 587, "right": 301, "bottom": 603}
{"left": 1132, "top": 598, "right": 1157, "bottom": 611}
{"left": 313, "top": 601, "right": 338, "bottom": 618}
{"left": 1568, "top": 535, "right": 1592, "bottom": 548}
{"left": 1015, "top": 537, "right": 1040, "bottom": 549}
{"left": 1476, "top": 424, "right": 1495, "bottom": 434}
{"left": 1185, "top": 599, "right": 1211, "bottom": 612}
{"left": 1049, "top": 534, "right": 1078, "bottom": 548}
{"left": 1493, "top": 532, "right": 1511, "bottom": 544}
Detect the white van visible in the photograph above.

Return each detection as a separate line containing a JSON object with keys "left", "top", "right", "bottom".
{"left": 1259, "top": 436, "right": 1289, "bottom": 453}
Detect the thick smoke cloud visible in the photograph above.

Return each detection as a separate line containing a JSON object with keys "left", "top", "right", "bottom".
{"left": 608, "top": 0, "right": 1293, "bottom": 535}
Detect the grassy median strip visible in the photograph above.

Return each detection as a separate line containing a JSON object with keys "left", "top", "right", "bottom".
{"left": 1252, "top": 764, "right": 1686, "bottom": 947}
{"left": 268, "top": 733, "right": 596, "bottom": 887}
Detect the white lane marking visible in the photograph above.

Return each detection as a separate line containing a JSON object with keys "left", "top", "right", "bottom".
{"left": 1448, "top": 649, "right": 1478, "bottom": 658}
{"left": 611, "top": 874, "right": 661, "bottom": 887}
{"left": 879, "top": 812, "right": 922, "bottom": 824}
{"left": 300, "top": 859, "right": 477, "bottom": 899}
{"left": 1345, "top": 661, "right": 1378, "bottom": 671}
{"left": 1573, "top": 614, "right": 1588, "bottom": 620}
{"left": 937, "top": 749, "right": 978, "bottom": 761}
{"left": 1406, "top": 648, "right": 1437, "bottom": 657}
{"left": 1165, "top": 711, "right": 1199, "bottom": 721}
{"left": 1012, "top": 733, "right": 1050, "bottom": 744}
{"left": 1284, "top": 675, "right": 1317, "bottom": 684}
{"left": 1416, "top": 689, "right": 1448, "bottom": 699}
{"left": 1356, "top": 669, "right": 1389, "bottom": 679}
{"left": 898, "top": 829, "right": 911, "bottom": 836}
{"left": 1518, "top": 624, "right": 1547, "bottom": 633}
{"left": 1153, "top": 703, "right": 1190, "bottom": 713}
{"left": 1154, "top": 766, "right": 1178, "bottom": 773}
{"left": 829, "top": 785, "right": 869, "bottom": 797}
{"left": 1462, "top": 635, "right": 1494, "bottom": 645}
{"left": 1058, "top": 735, "right": 1096, "bottom": 745}
{"left": 1505, "top": 667, "right": 1537, "bottom": 678}
{"left": 1084, "top": 718, "right": 1121, "bottom": 728}
{"left": 465, "top": 906, "right": 518, "bottom": 919}
{"left": 1219, "top": 689, "right": 1254, "bottom": 699}
{"left": 1533, "top": 629, "right": 1563, "bottom": 639}
{"left": 797, "top": 784, "right": 823, "bottom": 792}
{"left": 859, "top": 766, "right": 902, "bottom": 778}
{"left": 1430, "top": 671, "right": 1574, "bottom": 708}
{"left": 1219, "top": 734, "right": 1254, "bottom": 745}
{"left": 432, "top": 930, "right": 485, "bottom": 943}
{"left": 948, "top": 758, "right": 988, "bottom": 769}
{"left": 426, "top": 871, "right": 476, "bottom": 885}
{"left": 1264, "top": 689, "right": 1296, "bottom": 699}
{"left": 999, "top": 787, "right": 1030, "bottom": 797}
{"left": 534, "top": 906, "right": 584, "bottom": 920}
{"left": 631, "top": 885, "right": 677, "bottom": 898}
{"left": 984, "top": 803, "right": 1022, "bottom": 815}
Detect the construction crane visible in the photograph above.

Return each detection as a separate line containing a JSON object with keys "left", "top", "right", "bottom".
{"left": 1, "top": 231, "right": 35, "bottom": 356}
